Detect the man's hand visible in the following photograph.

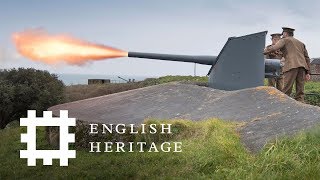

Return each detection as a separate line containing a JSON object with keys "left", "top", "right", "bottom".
{"left": 305, "top": 74, "right": 311, "bottom": 81}
{"left": 264, "top": 46, "right": 273, "bottom": 55}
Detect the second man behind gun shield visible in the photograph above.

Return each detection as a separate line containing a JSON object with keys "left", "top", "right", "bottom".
{"left": 265, "top": 33, "right": 283, "bottom": 91}
{"left": 264, "top": 27, "right": 311, "bottom": 102}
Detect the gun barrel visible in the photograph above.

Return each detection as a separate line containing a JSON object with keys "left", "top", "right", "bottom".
{"left": 128, "top": 52, "right": 281, "bottom": 78}
{"left": 128, "top": 52, "right": 217, "bottom": 65}
{"left": 265, "top": 59, "right": 282, "bottom": 78}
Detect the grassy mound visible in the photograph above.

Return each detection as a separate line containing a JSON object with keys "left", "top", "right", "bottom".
{"left": 1, "top": 119, "right": 320, "bottom": 179}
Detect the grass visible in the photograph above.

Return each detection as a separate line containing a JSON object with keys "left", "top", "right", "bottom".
{"left": 65, "top": 83, "right": 145, "bottom": 102}
{"left": 304, "top": 81, "right": 320, "bottom": 106}
{"left": 65, "top": 75, "right": 207, "bottom": 102}
{"left": 263, "top": 80, "right": 320, "bottom": 106}
{"left": 1, "top": 119, "right": 320, "bottom": 179}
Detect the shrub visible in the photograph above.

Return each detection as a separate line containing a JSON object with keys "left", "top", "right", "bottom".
{"left": 0, "top": 68, "right": 65, "bottom": 129}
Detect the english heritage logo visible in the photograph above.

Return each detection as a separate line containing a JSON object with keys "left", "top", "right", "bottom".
{"left": 20, "top": 110, "right": 76, "bottom": 166}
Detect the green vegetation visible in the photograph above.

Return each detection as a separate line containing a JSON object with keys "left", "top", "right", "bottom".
{"left": 65, "top": 75, "right": 208, "bottom": 102}
{"left": 305, "top": 81, "right": 320, "bottom": 106}
{"left": 264, "top": 79, "right": 320, "bottom": 106}
{"left": 1, "top": 119, "right": 320, "bottom": 179}
{"left": 65, "top": 83, "right": 146, "bottom": 102}
{"left": 154, "top": 75, "right": 208, "bottom": 84}
{"left": 0, "top": 68, "right": 64, "bottom": 129}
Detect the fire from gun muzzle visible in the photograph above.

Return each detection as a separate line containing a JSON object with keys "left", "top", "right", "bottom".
{"left": 12, "top": 29, "right": 128, "bottom": 65}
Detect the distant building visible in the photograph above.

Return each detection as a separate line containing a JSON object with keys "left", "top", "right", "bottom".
{"left": 311, "top": 58, "right": 320, "bottom": 81}
{"left": 88, "top": 79, "right": 111, "bottom": 85}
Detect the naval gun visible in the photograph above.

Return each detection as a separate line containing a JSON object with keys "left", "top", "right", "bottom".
{"left": 126, "top": 31, "right": 280, "bottom": 91}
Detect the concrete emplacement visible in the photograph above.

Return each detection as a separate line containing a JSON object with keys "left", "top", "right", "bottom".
{"left": 49, "top": 82, "right": 320, "bottom": 152}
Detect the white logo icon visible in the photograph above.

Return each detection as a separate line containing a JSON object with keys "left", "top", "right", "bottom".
{"left": 20, "top": 110, "right": 76, "bottom": 166}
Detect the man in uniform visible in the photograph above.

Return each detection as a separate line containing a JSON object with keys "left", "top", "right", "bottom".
{"left": 264, "top": 27, "right": 311, "bottom": 102}
{"left": 265, "top": 33, "right": 283, "bottom": 91}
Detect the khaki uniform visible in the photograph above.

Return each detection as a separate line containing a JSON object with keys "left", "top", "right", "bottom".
{"left": 265, "top": 45, "right": 283, "bottom": 91}
{"left": 268, "top": 36, "right": 311, "bottom": 102}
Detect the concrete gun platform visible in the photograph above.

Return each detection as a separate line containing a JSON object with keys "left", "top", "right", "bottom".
{"left": 49, "top": 82, "right": 320, "bottom": 152}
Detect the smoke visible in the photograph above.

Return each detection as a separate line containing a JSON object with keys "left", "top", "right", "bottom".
{"left": 12, "top": 29, "right": 128, "bottom": 65}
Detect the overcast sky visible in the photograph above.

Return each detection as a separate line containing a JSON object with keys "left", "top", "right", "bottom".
{"left": 1, "top": 0, "right": 319, "bottom": 77}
